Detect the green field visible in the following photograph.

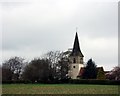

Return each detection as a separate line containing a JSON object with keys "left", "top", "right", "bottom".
{"left": 2, "top": 84, "right": 119, "bottom": 94}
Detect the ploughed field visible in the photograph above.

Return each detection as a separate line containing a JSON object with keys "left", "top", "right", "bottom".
{"left": 2, "top": 84, "right": 119, "bottom": 94}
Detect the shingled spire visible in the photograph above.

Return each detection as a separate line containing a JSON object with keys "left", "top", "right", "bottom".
{"left": 70, "top": 32, "right": 84, "bottom": 57}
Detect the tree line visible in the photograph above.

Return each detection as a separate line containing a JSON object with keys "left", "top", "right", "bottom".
{"left": 1, "top": 51, "right": 70, "bottom": 83}
{"left": 1, "top": 51, "right": 120, "bottom": 83}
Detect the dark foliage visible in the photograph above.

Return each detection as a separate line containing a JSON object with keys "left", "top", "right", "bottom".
{"left": 43, "top": 51, "right": 63, "bottom": 80}
{"left": 2, "top": 67, "right": 13, "bottom": 81}
{"left": 0, "top": 66, "right": 1, "bottom": 82}
{"left": 82, "top": 59, "right": 97, "bottom": 79}
{"left": 58, "top": 58, "right": 69, "bottom": 80}
{"left": 42, "top": 51, "right": 70, "bottom": 82}
{"left": 2, "top": 79, "right": 120, "bottom": 85}
{"left": 2, "top": 51, "right": 70, "bottom": 83}
{"left": 69, "top": 79, "right": 120, "bottom": 85}
{"left": 22, "top": 58, "right": 50, "bottom": 82}
{"left": 2, "top": 56, "right": 24, "bottom": 81}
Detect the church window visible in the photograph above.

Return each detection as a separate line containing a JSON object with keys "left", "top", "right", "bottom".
{"left": 73, "top": 58, "right": 76, "bottom": 63}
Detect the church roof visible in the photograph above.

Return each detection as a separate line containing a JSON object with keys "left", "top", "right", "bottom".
{"left": 70, "top": 32, "right": 84, "bottom": 57}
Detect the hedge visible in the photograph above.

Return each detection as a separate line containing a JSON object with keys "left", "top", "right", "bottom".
{"left": 69, "top": 79, "right": 120, "bottom": 85}
{"left": 2, "top": 79, "right": 120, "bottom": 85}
{"left": 2, "top": 80, "right": 32, "bottom": 84}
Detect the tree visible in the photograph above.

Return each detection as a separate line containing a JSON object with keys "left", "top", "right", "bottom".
{"left": 2, "top": 67, "right": 13, "bottom": 81}
{"left": 22, "top": 58, "right": 50, "bottom": 82}
{"left": 2, "top": 56, "right": 24, "bottom": 80}
{"left": 106, "top": 66, "right": 120, "bottom": 80}
{"left": 43, "top": 51, "right": 70, "bottom": 81}
{"left": 42, "top": 51, "right": 63, "bottom": 80}
{"left": 58, "top": 57, "right": 70, "bottom": 80}
{"left": 0, "top": 66, "right": 1, "bottom": 82}
{"left": 82, "top": 59, "right": 97, "bottom": 79}
{"left": 97, "top": 67, "right": 106, "bottom": 80}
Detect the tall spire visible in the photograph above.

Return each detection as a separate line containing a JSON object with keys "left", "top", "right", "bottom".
{"left": 70, "top": 32, "right": 84, "bottom": 57}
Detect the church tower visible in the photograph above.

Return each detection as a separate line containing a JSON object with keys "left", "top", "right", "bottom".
{"left": 69, "top": 32, "right": 84, "bottom": 79}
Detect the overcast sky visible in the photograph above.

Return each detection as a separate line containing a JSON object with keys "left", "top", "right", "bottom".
{"left": 1, "top": 0, "right": 118, "bottom": 71}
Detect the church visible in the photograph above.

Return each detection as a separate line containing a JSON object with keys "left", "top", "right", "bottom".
{"left": 68, "top": 32, "right": 105, "bottom": 79}
{"left": 68, "top": 32, "right": 84, "bottom": 79}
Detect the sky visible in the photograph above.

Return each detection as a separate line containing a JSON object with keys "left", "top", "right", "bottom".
{"left": 0, "top": 0, "right": 118, "bottom": 71}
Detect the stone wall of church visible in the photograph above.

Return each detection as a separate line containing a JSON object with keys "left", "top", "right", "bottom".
{"left": 68, "top": 56, "right": 84, "bottom": 79}
{"left": 69, "top": 63, "right": 84, "bottom": 79}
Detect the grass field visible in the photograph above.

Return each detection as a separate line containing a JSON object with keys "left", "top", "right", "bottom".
{"left": 2, "top": 84, "right": 119, "bottom": 94}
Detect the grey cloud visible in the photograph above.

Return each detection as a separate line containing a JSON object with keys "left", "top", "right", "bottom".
{"left": 2, "top": 1, "right": 118, "bottom": 70}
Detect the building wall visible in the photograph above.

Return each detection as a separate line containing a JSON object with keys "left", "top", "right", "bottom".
{"left": 69, "top": 56, "right": 84, "bottom": 79}
{"left": 70, "top": 56, "right": 83, "bottom": 64}
{"left": 69, "top": 63, "right": 84, "bottom": 79}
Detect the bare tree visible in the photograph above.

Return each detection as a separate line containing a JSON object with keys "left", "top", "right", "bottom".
{"left": 42, "top": 51, "right": 63, "bottom": 80}
{"left": 43, "top": 51, "right": 63, "bottom": 66}
{"left": 106, "top": 66, "right": 120, "bottom": 80}
{"left": 42, "top": 51, "right": 70, "bottom": 81}
{"left": 58, "top": 57, "right": 70, "bottom": 80}
{"left": 2, "top": 56, "right": 24, "bottom": 80}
